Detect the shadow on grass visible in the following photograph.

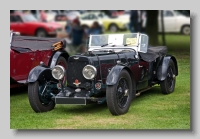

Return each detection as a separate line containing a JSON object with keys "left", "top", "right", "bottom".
{"left": 10, "top": 86, "right": 28, "bottom": 96}
{"left": 132, "top": 86, "right": 164, "bottom": 103}
{"left": 55, "top": 86, "right": 165, "bottom": 115}
{"left": 55, "top": 102, "right": 108, "bottom": 115}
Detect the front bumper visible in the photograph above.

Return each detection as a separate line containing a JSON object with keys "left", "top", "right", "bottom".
{"left": 52, "top": 86, "right": 105, "bottom": 105}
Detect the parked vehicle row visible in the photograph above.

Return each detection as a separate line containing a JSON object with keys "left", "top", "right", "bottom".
{"left": 10, "top": 10, "right": 190, "bottom": 36}
{"left": 53, "top": 11, "right": 129, "bottom": 33}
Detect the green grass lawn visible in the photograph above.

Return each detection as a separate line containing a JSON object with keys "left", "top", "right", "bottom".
{"left": 10, "top": 33, "right": 190, "bottom": 129}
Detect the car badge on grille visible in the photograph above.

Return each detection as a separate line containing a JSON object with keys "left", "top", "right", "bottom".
{"left": 95, "top": 82, "right": 101, "bottom": 90}
{"left": 74, "top": 57, "right": 79, "bottom": 60}
{"left": 73, "top": 79, "right": 81, "bottom": 87}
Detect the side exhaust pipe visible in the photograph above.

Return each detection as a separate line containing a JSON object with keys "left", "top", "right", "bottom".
{"left": 136, "top": 86, "right": 152, "bottom": 97}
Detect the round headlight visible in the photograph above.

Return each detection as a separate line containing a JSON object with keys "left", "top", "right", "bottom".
{"left": 52, "top": 65, "right": 65, "bottom": 80}
{"left": 82, "top": 65, "right": 97, "bottom": 80}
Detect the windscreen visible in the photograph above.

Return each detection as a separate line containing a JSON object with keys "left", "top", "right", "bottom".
{"left": 89, "top": 33, "right": 139, "bottom": 47}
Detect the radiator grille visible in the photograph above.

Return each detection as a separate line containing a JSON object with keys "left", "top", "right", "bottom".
{"left": 67, "top": 60, "right": 91, "bottom": 88}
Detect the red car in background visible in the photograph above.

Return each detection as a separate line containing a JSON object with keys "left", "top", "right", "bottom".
{"left": 10, "top": 32, "right": 69, "bottom": 88}
{"left": 10, "top": 12, "right": 63, "bottom": 37}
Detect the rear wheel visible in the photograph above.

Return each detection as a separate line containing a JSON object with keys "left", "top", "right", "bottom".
{"left": 36, "top": 28, "right": 47, "bottom": 37}
{"left": 181, "top": 25, "right": 190, "bottom": 35}
{"left": 109, "top": 24, "right": 118, "bottom": 32}
{"left": 106, "top": 70, "right": 133, "bottom": 115}
{"left": 160, "top": 59, "right": 176, "bottom": 94}
{"left": 28, "top": 81, "right": 55, "bottom": 113}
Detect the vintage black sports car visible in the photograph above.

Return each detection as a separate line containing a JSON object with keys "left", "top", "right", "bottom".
{"left": 27, "top": 33, "right": 178, "bottom": 115}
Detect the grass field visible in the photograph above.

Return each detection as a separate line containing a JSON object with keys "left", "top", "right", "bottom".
{"left": 10, "top": 33, "right": 190, "bottom": 129}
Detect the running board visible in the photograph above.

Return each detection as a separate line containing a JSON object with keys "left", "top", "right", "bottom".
{"left": 136, "top": 87, "right": 152, "bottom": 97}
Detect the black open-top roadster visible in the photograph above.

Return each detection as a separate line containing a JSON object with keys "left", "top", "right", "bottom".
{"left": 27, "top": 33, "right": 178, "bottom": 115}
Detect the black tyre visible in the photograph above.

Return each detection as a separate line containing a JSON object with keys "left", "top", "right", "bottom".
{"left": 56, "top": 56, "right": 67, "bottom": 85}
{"left": 36, "top": 28, "right": 47, "bottom": 37}
{"left": 109, "top": 24, "right": 118, "bottom": 32}
{"left": 28, "top": 81, "right": 55, "bottom": 113}
{"left": 181, "top": 25, "right": 190, "bottom": 35}
{"left": 160, "top": 59, "right": 176, "bottom": 94}
{"left": 106, "top": 70, "right": 133, "bottom": 115}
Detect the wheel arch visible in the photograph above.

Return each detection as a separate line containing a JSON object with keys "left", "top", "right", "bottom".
{"left": 106, "top": 65, "right": 136, "bottom": 98}
{"left": 27, "top": 65, "right": 55, "bottom": 84}
{"left": 48, "top": 51, "right": 69, "bottom": 68}
{"left": 108, "top": 23, "right": 118, "bottom": 30}
{"left": 157, "top": 55, "right": 178, "bottom": 81}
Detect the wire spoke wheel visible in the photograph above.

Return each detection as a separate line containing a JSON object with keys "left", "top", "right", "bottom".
{"left": 38, "top": 84, "right": 52, "bottom": 105}
{"left": 160, "top": 59, "right": 176, "bottom": 94}
{"left": 167, "top": 67, "right": 174, "bottom": 90}
{"left": 106, "top": 69, "right": 133, "bottom": 115}
{"left": 28, "top": 81, "right": 55, "bottom": 113}
{"left": 116, "top": 78, "right": 129, "bottom": 108}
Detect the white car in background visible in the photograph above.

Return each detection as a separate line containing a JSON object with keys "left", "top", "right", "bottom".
{"left": 79, "top": 12, "right": 104, "bottom": 30}
{"left": 118, "top": 10, "right": 190, "bottom": 35}
{"left": 158, "top": 10, "right": 190, "bottom": 35}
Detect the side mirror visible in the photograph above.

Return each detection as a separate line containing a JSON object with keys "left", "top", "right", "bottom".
{"left": 138, "top": 34, "right": 148, "bottom": 53}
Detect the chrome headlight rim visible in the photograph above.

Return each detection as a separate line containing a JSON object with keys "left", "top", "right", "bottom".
{"left": 51, "top": 65, "right": 65, "bottom": 80}
{"left": 82, "top": 65, "right": 97, "bottom": 80}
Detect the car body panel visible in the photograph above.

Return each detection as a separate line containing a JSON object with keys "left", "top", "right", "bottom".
{"left": 10, "top": 32, "right": 69, "bottom": 88}
{"left": 10, "top": 49, "right": 53, "bottom": 82}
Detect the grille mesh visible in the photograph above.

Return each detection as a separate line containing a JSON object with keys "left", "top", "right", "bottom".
{"left": 67, "top": 61, "right": 91, "bottom": 88}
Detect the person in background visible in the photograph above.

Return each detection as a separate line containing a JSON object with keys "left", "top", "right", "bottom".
{"left": 129, "top": 10, "right": 142, "bottom": 33}
{"left": 65, "top": 17, "right": 72, "bottom": 34}
{"left": 56, "top": 17, "right": 88, "bottom": 53}
{"left": 68, "top": 18, "right": 88, "bottom": 53}
{"left": 87, "top": 21, "right": 103, "bottom": 35}
{"left": 40, "top": 10, "right": 47, "bottom": 22}
{"left": 141, "top": 10, "right": 147, "bottom": 33}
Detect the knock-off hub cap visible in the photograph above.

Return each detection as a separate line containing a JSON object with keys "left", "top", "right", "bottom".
{"left": 124, "top": 89, "right": 129, "bottom": 96}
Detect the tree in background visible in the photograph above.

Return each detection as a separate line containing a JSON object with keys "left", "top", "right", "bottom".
{"left": 145, "top": 10, "right": 159, "bottom": 46}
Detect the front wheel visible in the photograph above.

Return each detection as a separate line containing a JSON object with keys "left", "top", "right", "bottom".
{"left": 28, "top": 81, "right": 55, "bottom": 113}
{"left": 106, "top": 70, "right": 133, "bottom": 115}
{"left": 160, "top": 59, "right": 176, "bottom": 94}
